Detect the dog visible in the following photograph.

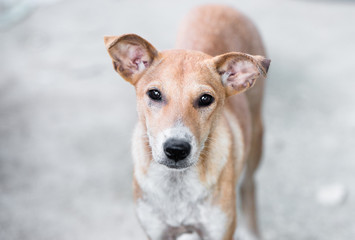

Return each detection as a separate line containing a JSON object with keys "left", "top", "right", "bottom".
{"left": 104, "top": 4, "right": 270, "bottom": 240}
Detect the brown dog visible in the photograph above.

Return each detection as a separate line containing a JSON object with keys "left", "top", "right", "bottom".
{"left": 104, "top": 5, "right": 270, "bottom": 240}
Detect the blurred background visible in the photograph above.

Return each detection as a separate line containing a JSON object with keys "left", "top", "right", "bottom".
{"left": 0, "top": 0, "right": 354, "bottom": 239}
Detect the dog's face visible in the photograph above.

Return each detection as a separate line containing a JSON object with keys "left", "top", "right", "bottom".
{"left": 104, "top": 34, "right": 270, "bottom": 170}
{"left": 134, "top": 50, "right": 226, "bottom": 169}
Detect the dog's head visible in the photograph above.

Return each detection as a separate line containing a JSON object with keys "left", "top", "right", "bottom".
{"left": 104, "top": 34, "right": 270, "bottom": 170}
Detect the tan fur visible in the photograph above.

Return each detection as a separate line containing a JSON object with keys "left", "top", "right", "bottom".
{"left": 176, "top": 6, "right": 268, "bottom": 238}
{"left": 104, "top": 4, "right": 270, "bottom": 240}
{"left": 176, "top": 6, "right": 268, "bottom": 239}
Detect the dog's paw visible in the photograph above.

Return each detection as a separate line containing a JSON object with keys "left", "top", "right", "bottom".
{"left": 177, "top": 232, "right": 200, "bottom": 240}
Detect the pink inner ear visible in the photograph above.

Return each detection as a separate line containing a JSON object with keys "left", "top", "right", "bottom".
{"left": 223, "top": 60, "right": 259, "bottom": 92}
{"left": 128, "top": 45, "right": 149, "bottom": 70}
{"left": 229, "top": 60, "right": 254, "bottom": 75}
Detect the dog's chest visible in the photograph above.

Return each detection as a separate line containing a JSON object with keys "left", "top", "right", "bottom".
{"left": 136, "top": 165, "right": 226, "bottom": 230}
{"left": 139, "top": 166, "right": 207, "bottom": 224}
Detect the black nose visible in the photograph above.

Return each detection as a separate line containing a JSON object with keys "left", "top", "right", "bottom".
{"left": 163, "top": 139, "right": 191, "bottom": 161}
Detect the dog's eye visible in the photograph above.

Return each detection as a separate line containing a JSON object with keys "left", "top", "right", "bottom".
{"left": 198, "top": 94, "right": 214, "bottom": 107}
{"left": 147, "top": 89, "right": 162, "bottom": 101}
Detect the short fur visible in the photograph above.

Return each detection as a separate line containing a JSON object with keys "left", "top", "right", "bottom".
{"left": 104, "top": 5, "right": 270, "bottom": 240}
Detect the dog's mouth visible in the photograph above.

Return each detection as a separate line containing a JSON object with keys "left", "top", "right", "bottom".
{"left": 160, "top": 159, "right": 193, "bottom": 170}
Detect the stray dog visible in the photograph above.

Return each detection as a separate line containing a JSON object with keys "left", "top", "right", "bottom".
{"left": 104, "top": 4, "right": 270, "bottom": 240}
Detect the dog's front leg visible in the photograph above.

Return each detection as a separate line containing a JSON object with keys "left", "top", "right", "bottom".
{"left": 199, "top": 204, "right": 236, "bottom": 240}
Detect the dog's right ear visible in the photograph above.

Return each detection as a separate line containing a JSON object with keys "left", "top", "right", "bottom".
{"left": 104, "top": 34, "right": 159, "bottom": 85}
{"left": 212, "top": 52, "right": 270, "bottom": 96}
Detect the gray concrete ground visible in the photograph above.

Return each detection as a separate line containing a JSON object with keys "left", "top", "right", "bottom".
{"left": 0, "top": 0, "right": 354, "bottom": 239}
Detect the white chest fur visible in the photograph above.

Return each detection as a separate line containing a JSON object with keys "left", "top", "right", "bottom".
{"left": 135, "top": 163, "right": 228, "bottom": 240}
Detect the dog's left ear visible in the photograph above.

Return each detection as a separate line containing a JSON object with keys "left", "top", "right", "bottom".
{"left": 212, "top": 53, "right": 271, "bottom": 96}
{"left": 104, "top": 34, "right": 159, "bottom": 85}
